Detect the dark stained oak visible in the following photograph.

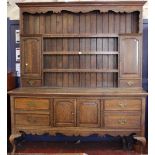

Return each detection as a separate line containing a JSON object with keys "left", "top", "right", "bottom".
{"left": 14, "top": 98, "right": 50, "bottom": 110}
{"left": 53, "top": 99, "right": 76, "bottom": 127}
{"left": 21, "top": 37, "right": 41, "bottom": 78}
{"left": 8, "top": 87, "right": 147, "bottom": 96}
{"left": 77, "top": 99, "right": 100, "bottom": 127}
{"left": 9, "top": 1, "right": 147, "bottom": 153}
{"left": 104, "top": 99, "right": 141, "bottom": 111}
{"left": 15, "top": 114, "right": 50, "bottom": 126}
{"left": 104, "top": 113, "right": 141, "bottom": 129}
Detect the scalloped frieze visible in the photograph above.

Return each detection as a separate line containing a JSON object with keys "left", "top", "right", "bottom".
{"left": 15, "top": 129, "right": 102, "bottom": 136}
{"left": 14, "top": 128, "right": 140, "bottom": 137}
{"left": 21, "top": 6, "right": 141, "bottom": 14}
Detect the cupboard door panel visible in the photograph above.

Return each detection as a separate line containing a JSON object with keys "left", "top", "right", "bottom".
{"left": 54, "top": 99, "right": 76, "bottom": 127}
{"left": 77, "top": 99, "right": 100, "bottom": 127}
{"left": 120, "top": 35, "right": 141, "bottom": 78}
{"left": 21, "top": 37, "right": 41, "bottom": 77}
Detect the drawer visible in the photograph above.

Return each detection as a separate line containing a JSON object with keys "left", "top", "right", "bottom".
{"left": 21, "top": 79, "right": 41, "bottom": 87}
{"left": 15, "top": 98, "right": 49, "bottom": 110}
{"left": 120, "top": 79, "right": 141, "bottom": 87}
{"left": 15, "top": 114, "right": 50, "bottom": 126}
{"left": 104, "top": 99, "right": 141, "bottom": 111}
{"left": 104, "top": 113, "right": 141, "bottom": 129}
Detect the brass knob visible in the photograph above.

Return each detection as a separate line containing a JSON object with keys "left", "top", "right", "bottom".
{"left": 27, "top": 116, "right": 37, "bottom": 123}
{"left": 28, "top": 80, "right": 34, "bottom": 86}
{"left": 71, "top": 112, "right": 75, "bottom": 115}
{"left": 118, "top": 102, "right": 127, "bottom": 108}
{"left": 127, "top": 81, "right": 134, "bottom": 87}
{"left": 25, "top": 63, "right": 28, "bottom": 66}
{"left": 118, "top": 119, "right": 127, "bottom": 125}
{"left": 27, "top": 102, "right": 35, "bottom": 107}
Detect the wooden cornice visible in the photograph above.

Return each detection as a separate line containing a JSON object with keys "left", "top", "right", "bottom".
{"left": 16, "top": 1, "right": 146, "bottom": 7}
{"left": 17, "top": 1, "right": 146, "bottom": 14}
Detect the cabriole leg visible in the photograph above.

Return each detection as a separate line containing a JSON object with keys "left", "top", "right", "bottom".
{"left": 9, "top": 133, "right": 22, "bottom": 154}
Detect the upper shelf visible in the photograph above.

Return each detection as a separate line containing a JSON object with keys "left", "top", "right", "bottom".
{"left": 21, "top": 33, "right": 141, "bottom": 38}
{"left": 43, "top": 69, "right": 119, "bottom": 73}
{"left": 43, "top": 51, "right": 119, "bottom": 55}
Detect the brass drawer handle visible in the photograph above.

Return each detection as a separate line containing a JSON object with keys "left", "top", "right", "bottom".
{"left": 27, "top": 80, "right": 34, "bottom": 86}
{"left": 27, "top": 116, "right": 37, "bottom": 123}
{"left": 71, "top": 112, "right": 75, "bottom": 123}
{"left": 27, "top": 101, "right": 36, "bottom": 107}
{"left": 127, "top": 81, "right": 134, "bottom": 87}
{"left": 83, "top": 102, "right": 96, "bottom": 105}
{"left": 118, "top": 103, "right": 127, "bottom": 108}
{"left": 118, "top": 119, "right": 127, "bottom": 125}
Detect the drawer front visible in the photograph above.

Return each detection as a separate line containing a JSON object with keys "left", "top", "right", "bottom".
{"left": 120, "top": 79, "right": 141, "bottom": 88}
{"left": 15, "top": 98, "right": 49, "bottom": 110}
{"left": 104, "top": 99, "right": 141, "bottom": 111}
{"left": 21, "top": 79, "right": 42, "bottom": 87}
{"left": 104, "top": 113, "right": 141, "bottom": 129}
{"left": 15, "top": 114, "right": 50, "bottom": 126}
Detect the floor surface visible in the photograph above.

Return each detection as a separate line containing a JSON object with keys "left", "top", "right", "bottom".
{"left": 7, "top": 141, "right": 147, "bottom": 155}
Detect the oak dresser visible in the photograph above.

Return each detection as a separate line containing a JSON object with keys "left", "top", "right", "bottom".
{"left": 8, "top": 1, "right": 147, "bottom": 152}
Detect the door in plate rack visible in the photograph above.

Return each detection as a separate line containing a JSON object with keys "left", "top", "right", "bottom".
{"left": 77, "top": 99, "right": 100, "bottom": 127}
{"left": 120, "top": 35, "right": 141, "bottom": 79}
{"left": 21, "top": 37, "right": 41, "bottom": 77}
{"left": 54, "top": 99, "right": 76, "bottom": 127}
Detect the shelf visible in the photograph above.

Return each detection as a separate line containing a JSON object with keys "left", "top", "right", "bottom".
{"left": 43, "top": 51, "right": 119, "bottom": 55}
{"left": 43, "top": 33, "right": 118, "bottom": 38}
{"left": 43, "top": 69, "right": 118, "bottom": 73}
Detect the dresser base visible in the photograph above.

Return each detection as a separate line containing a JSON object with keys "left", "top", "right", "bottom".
{"left": 8, "top": 87, "right": 147, "bottom": 154}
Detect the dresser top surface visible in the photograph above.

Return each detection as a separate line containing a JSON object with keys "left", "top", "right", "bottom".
{"left": 8, "top": 87, "right": 147, "bottom": 96}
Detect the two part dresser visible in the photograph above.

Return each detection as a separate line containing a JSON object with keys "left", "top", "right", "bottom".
{"left": 8, "top": 1, "right": 147, "bottom": 152}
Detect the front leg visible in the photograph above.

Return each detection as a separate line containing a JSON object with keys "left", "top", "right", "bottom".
{"left": 9, "top": 133, "right": 22, "bottom": 154}
{"left": 134, "top": 137, "right": 146, "bottom": 146}
{"left": 134, "top": 136, "right": 147, "bottom": 153}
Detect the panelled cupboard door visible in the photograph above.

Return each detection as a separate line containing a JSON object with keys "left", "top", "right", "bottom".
{"left": 77, "top": 99, "right": 100, "bottom": 127}
{"left": 119, "top": 35, "right": 141, "bottom": 79}
{"left": 21, "top": 37, "right": 41, "bottom": 77}
{"left": 54, "top": 99, "right": 76, "bottom": 127}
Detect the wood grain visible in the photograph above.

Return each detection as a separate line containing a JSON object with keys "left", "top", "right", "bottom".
{"left": 9, "top": 3, "right": 147, "bottom": 148}
{"left": 15, "top": 114, "right": 50, "bottom": 126}
{"left": 15, "top": 98, "right": 49, "bottom": 110}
